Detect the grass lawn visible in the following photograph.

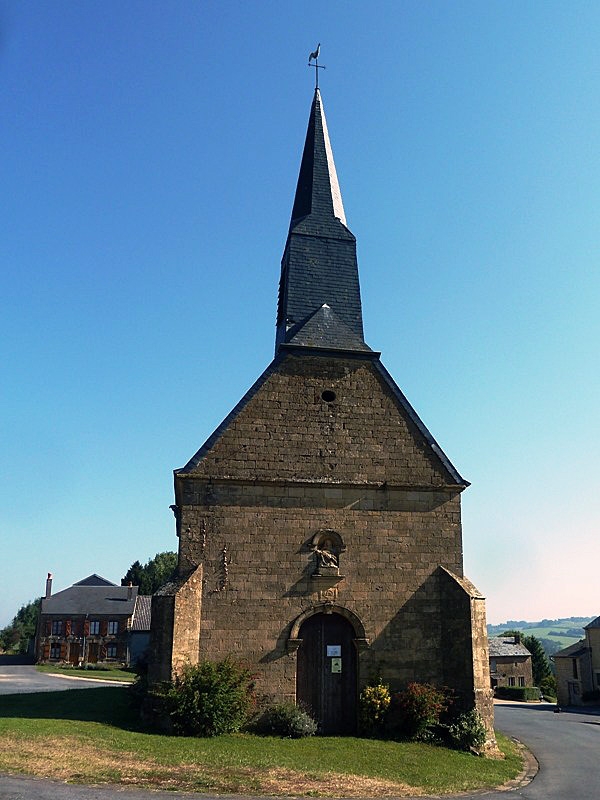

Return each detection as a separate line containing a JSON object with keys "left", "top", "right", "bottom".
{"left": 0, "top": 687, "right": 523, "bottom": 796}
{"left": 35, "top": 664, "right": 136, "bottom": 682}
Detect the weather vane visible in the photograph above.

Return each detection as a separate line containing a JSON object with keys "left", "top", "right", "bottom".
{"left": 308, "top": 43, "right": 325, "bottom": 89}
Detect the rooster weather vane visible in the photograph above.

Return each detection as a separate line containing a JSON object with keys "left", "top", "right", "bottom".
{"left": 308, "top": 43, "right": 325, "bottom": 89}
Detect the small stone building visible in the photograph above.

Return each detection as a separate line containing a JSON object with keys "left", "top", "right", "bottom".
{"left": 488, "top": 635, "right": 533, "bottom": 690}
{"left": 554, "top": 616, "right": 600, "bottom": 706}
{"left": 36, "top": 573, "right": 151, "bottom": 666}
{"left": 149, "top": 88, "right": 494, "bottom": 740}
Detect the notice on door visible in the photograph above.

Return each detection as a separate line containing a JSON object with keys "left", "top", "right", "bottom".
{"left": 326, "top": 645, "right": 341, "bottom": 657}
{"left": 331, "top": 657, "right": 342, "bottom": 673}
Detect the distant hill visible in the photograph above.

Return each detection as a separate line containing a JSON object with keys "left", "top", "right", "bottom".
{"left": 488, "top": 616, "right": 595, "bottom": 657}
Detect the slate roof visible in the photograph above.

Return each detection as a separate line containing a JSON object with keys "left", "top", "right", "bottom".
{"left": 285, "top": 304, "right": 373, "bottom": 353}
{"left": 553, "top": 640, "right": 589, "bottom": 659}
{"left": 289, "top": 88, "right": 346, "bottom": 226}
{"left": 131, "top": 595, "right": 152, "bottom": 631}
{"left": 585, "top": 616, "right": 600, "bottom": 629}
{"left": 73, "top": 574, "right": 116, "bottom": 587}
{"left": 41, "top": 577, "right": 138, "bottom": 617}
{"left": 488, "top": 636, "right": 532, "bottom": 658}
{"left": 276, "top": 89, "right": 367, "bottom": 354}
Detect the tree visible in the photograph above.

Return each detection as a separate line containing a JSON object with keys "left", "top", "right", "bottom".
{"left": 121, "top": 551, "right": 177, "bottom": 595}
{"left": 502, "top": 630, "right": 552, "bottom": 686}
{"left": 0, "top": 598, "right": 41, "bottom": 654}
{"left": 523, "top": 634, "right": 553, "bottom": 685}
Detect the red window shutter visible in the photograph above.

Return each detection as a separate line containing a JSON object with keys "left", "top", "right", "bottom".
{"left": 65, "top": 619, "right": 72, "bottom": 636}
{"left": 45, "top": 620, "right": 51, "bottom": 636}
{"left": 100, "top": 620, "right": 108, "bottom": 636}
{"left": 84, "top": 620, "right": 90, "bottom": 636}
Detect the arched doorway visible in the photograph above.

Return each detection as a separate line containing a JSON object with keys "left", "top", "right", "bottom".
{"left": 296, "top": 612, "right": 358, "bottom": 734}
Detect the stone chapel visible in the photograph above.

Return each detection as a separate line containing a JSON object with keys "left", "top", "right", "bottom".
{"left": 149, "top": 87, "right": 494, "bottom": 740}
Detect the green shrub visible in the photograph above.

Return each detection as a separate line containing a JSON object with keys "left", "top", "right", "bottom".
{"left": 443, "top": 709, "right": 486, "bottom": 752}
{"left": 539, "top": 675, "right": 557, "bottom": 700}
{"left": 250, "top": 702, "right": 317, "bottom": 738}
{"left": 128, "top": 673, "right": 149, "bottom": 710}
{"left": 359, "top": 681, "right": 391, "bottom": 737}
{"left": 164, "top": 658, "right": 256, "bottom": 737}
{"left": 495, "top": 686, "right": 540, "bottom": 701}
{"left": 387, "top": 683, "right": 448, "bottom": 741}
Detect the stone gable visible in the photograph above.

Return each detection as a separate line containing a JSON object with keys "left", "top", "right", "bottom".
{"left": 181, "top": 353, "right": 459, "bottom": 487}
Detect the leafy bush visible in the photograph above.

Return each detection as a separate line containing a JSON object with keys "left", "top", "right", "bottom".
{"left": 164, "top": 658, "right": 256, "bottom": 736}
{"left": 359, "top": 681, "right": 391, "bottom": 737}
{"left": 250, "top": 702, "right": 317, "bottom": 738}
{"left": 129, "top": 673, "right": 150, "bottom": 710}
{"left": 495, "top": 686, "right": 540, "bottom": 701}
{"left": 539, "top": 675, "right": 557, "bottom": 700}
{"left": 443, "top": 709, "right": 486, "bottom": 752}
{"left": 387, "top": 683, "right": 448, "bottom": 741}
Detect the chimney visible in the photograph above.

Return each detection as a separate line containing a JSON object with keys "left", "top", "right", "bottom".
{"left": 127, "top": 581, "right": 133, "bottom": 601}
{"left": 45, "top": 573, "right": 53, "bottom": 598}
{"left": 514, "top": 632, "right": 521, "bottom": 645}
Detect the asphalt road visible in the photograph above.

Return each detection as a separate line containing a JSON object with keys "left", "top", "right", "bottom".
{"left": 0, "top": 696, "right": 599, "bottom": 799}
{"left": 0, "top": 664, "right": 126, "bottom": 694}
{"left": 491, "top": 702, "right": 600, "bottom": 799}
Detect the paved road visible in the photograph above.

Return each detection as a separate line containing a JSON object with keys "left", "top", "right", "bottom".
{"left": 0, "top": 664, "right": 127, "bottom": 694}
{"left": 491, "top": 702, "right": 600, "bottom": 799}
{"left": 0, "top": 699, "right": 599, "bottom": 798}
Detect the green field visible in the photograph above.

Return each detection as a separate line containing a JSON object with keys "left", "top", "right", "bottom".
{"left": 488, "top": 616, "right": 594, "bottom": 655}
{"left": 0, "top": 687, "right": 523, "bottom": 796}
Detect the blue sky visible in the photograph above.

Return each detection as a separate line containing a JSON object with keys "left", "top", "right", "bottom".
{"left": 2, "top": 1, "right": 599, "bottom": 627}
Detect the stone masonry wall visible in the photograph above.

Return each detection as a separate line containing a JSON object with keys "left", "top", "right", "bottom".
{"left": 182, "top": 354, "right": 458, "bottom": 487}
{"left": 173, "top": 484, "right": 463, "bottom": 699}
{"left": 160, "top": 351, "right": 492, "bottom": 736}
{"left": 492, "top": 656, "right": 533, "bottom": 688}
{"left": 148, "top": 594, "right": 175, "bottom": 684}
{"left": 438, "top": 568, "right": 495, "bottom": 751}
{"left": 171, "top": 564, "right": 203, "bottom": 674}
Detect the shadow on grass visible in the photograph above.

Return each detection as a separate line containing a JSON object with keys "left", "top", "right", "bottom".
{"left": 0, "top": 686, "right": 147, "bottom": 732}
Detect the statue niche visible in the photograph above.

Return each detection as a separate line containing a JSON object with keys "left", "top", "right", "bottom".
{"left": 311, "top": 530, "right": 344, "bottom": 577}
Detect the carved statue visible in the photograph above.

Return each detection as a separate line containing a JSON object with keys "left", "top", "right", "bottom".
{"left": 314, "top": 545, "right": 339, "bottom": 568}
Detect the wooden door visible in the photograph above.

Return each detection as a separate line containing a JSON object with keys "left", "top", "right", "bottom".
{"left": 69, "top": 642, "right": 80, "bottom": 665}
{"left": 87, "top": 642, "right": 99, "bottom": 663}
{"left": 296, "top": 613, "right": 357, "bottom": 734}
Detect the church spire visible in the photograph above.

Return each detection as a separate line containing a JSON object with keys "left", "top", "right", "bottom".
{"left": 289, "top": 89, "right": 346, "bottom": 227}
{"left": 275, "top": 90, "right": 371, "bottom": 355}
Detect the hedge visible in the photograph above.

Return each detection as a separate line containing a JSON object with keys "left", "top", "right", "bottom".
{"left": 495, "top": 686, "right": 540, "bottom": 701}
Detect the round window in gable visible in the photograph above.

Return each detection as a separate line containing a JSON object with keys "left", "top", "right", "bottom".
{"left": 321, "top": 390, "right": 336, "bottom": 403}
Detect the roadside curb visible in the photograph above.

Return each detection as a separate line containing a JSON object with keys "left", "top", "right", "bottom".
{"left": 496, "top": 737, "right": 539, "bottom": 792}
{"left": 38, "top": 672, "right": 130, "bottom": 686}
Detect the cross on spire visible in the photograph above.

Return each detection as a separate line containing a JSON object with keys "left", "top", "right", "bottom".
{"left": 308, "top": 43, "right": 326, "bottom": 89}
